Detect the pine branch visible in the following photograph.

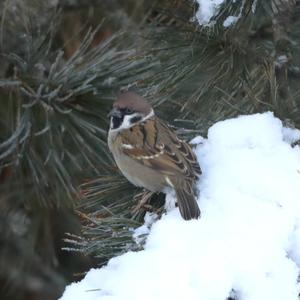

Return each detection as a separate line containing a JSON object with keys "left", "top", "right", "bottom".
{"left": 0, "top": 9, "right": 162, "bottom": 206}
{"left": 70, "top": 0, "right": 300, "bottom": 261}
{"left": 0, "top": 2, "right": 164, "bottom": 297}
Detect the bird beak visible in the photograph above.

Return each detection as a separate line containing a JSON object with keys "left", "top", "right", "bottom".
{"left": 108, "top": 107, "right": 122, "bottom": 118}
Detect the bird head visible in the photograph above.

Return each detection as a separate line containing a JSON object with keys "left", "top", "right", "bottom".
{"left": 108, "top": 92, "right": 154, "bottom": 130}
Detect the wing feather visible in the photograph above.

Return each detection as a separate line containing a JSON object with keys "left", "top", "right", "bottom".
{"left": 118, "top": 118, "right": 201, "bottom": 180}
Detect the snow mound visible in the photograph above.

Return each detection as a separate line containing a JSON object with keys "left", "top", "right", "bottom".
{"left": 60, "top": 112, "right": 300, "bottom": 300}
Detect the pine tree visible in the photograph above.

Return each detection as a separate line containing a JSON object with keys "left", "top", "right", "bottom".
{"left": 1, "top": 0, "right": 299, "bottom": 299}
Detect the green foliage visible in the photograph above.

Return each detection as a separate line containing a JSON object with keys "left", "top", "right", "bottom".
{"left": 0, "top": 1, "right": 161, "bottom": 297}
{"left": 144, "top": 0, "right": 300, "bottom": 134}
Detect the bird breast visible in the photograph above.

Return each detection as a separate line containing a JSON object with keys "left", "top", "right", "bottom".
{"left": 108, "top": 130, "right": 166, "bottom": 192}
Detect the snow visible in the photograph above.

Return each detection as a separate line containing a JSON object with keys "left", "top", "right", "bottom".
{"left": 132, "top": 212, "right": 158, "bottom": 246}
{"left": 223, "top": 0, "right": 246, "bottom": 27}
{"left": 223, "top": 16, "right": 239, "bottom": 27}
{"left": 194, "top": 0, "right": 225, "bottom": 25}
{"left": 283, "top": 126, "right": 300, "bottom": 144}
{"left": 189, "top": 135, "right": 204, "bottom": 145}
{"left": 195, "top": 0, "right": 246, "bottom": 27}
{"left": 60, "top": 112, "right": 300, "bottom": 300}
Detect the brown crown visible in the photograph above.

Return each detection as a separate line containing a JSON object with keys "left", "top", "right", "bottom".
{"left": 114, "top": 91, "right": 152, "bottom": 115}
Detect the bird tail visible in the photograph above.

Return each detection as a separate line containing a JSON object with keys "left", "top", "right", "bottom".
{"left": 174, "top": 181, "right": 200, "bottom": 220}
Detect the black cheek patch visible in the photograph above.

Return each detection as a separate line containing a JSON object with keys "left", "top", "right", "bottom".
{"left": 112, "top": 115, "right": 124, "bottom": 129}
{"left": 130, "top": 116, "right": 142, "bottom": 124}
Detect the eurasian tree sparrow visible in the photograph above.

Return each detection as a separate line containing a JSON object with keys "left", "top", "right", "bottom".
{"left": 107, "top": 91, "right": 201, "bottom": 220}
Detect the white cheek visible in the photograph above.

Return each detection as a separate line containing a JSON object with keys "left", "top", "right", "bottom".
{"left": 109, "top": 110, "right": 154, "bottom": 132}
{"left": 109, "top": 113, "right": 139, "bottom": 132}
{"left": 121, "top": 114, "right": 135, "bottom": 129}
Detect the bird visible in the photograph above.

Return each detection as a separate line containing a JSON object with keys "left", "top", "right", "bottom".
{"left": 107, "top": 91, "right": 201, "bottom": 220}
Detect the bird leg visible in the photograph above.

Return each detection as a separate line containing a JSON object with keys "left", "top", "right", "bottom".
{"left": 132, "top": 190, "right": 154, "bottom": 214}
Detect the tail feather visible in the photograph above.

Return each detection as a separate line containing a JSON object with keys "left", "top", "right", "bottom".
{"left": 174, "top": 181, "right": 200, "bottom": 220}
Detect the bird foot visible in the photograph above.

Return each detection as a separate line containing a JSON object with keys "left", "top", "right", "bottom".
{"left": 132, "top": 190, "right": 154, "bottom": 215}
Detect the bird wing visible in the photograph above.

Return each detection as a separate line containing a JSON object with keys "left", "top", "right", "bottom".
{"left": 118, "top": 118, "right": 201, "bottom": 181}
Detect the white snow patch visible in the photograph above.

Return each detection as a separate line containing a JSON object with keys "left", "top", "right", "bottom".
{"left": 189, "top": 135, "right": 204, "bottom": 145}
{"left": 194, "top": 0, "right": 225, "bottom": 25}
{"left": 223, "top": 16, "right": 239, "bottom": 27}
{"left": 223, "top": 0, "right": 246, "bottom": 28}
{"left": 195, "top": 0, "right": 248, "bottom": 27}
{"left": 133, "top": 212, "right": 158, "bottom": 245}
{"left": 60, "top": 112, "right": 300, "bottom": 300}
{"left": 282, "top": 126, "right": 300, "bottom": 145}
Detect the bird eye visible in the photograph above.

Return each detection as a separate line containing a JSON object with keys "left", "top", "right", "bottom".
{"left": 125, "top": 108, "right": 134, "bottom": 114}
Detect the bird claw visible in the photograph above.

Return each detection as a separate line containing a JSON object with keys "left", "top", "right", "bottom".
{"left": 132, "top": 190, "right": 154, "bottom": 214}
